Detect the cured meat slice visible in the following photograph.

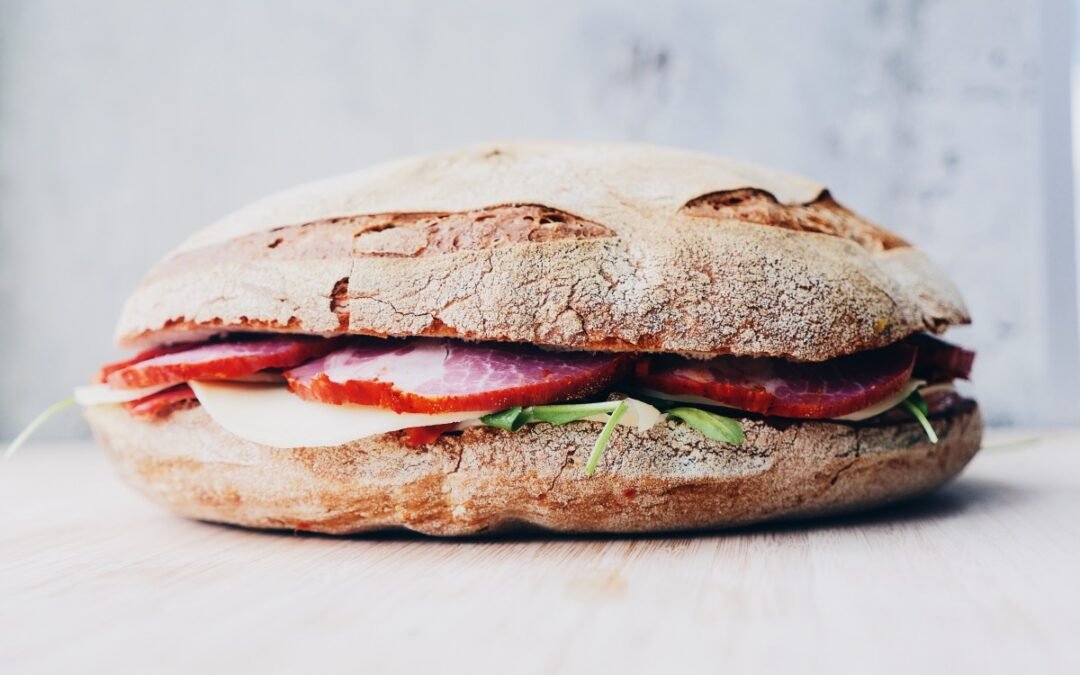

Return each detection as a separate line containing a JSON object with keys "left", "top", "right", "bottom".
{"left": 402, "top": 423, "right": 458, "bottom": 447}
{"left": 285, "top": 339, "right": 630, "bottom": 413}
{"left": 634, "top": 343, "right": 916, "bottom": 419}
{"left": 95, "top": 344, "right": 193, "bottom": 383}
{"left": 909, "top": 334, "right": 975, "bottom": 382}
{"left": 124, "top": 384, "right": 198, "bottom": 418}
{"left": 106, "top": 336, "right": 339, "bottom": 389}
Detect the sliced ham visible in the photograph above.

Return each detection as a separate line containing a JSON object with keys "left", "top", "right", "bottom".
{"left": 105, "top": 336, "right": 340, "bottom": 389}
{"left": 124, "top": 384, "right": 198, "bottom": 418}
{"left": 95, "top": 344, "right": 193, "bottom": 383}
{"left": 285, "top": 339, "right": 630, "bottom": 413}
{"left": 93, "top": 332, "right": 971, "bottom": 430}
{"left": 634, "top": 343, "right": 917, "bottom": 419}
{"left": 909, "top": 334, "right": 975, "bottom": 382}
{"left": 402, "top": 423, "right": 459, "bottom": 447}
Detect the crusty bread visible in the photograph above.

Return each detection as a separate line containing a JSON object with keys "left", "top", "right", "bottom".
{"left": 86, "top": 401, "right": 982, "bottom": 536}
{"left": 116, "top": 142, "right": 968, "bottom": 360}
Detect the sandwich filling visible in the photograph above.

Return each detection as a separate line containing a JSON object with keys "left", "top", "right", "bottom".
{"left": 75, "top": 333, "right": 974, "bottom": 473}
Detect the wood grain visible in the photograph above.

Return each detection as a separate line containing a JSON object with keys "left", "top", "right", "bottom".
{"left": 1, "top": 430, "right": 1077, "bottom": 674}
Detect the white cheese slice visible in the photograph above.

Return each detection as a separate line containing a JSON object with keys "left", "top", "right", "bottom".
{"left": 188, "top": 380, "right": 494, "bottom": 449}
{"left": 916, "top": 382, "right": 956, "bottom": 398}
{"left": 74, "top": 383, "right": 174, "bottom": 405}
{"left": 832, "top": 379, "right": 925, "bottom": 421}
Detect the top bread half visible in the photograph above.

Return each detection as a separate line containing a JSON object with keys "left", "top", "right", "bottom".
{"left": 117, "top": 141, "right": 969, "bottom": 361}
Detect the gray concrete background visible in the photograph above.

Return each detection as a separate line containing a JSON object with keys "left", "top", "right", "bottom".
{"left": 1, "top": 0, "right": 1076, "bottom": 439}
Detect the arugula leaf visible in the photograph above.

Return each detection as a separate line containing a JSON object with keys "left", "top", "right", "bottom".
{"left": 480, "top": 406, "right": 528, "bottom": 431}
{"left": 3, "top": 397, "right": 76, "bottom": 461}
{"left": 666, "top": 407, "right": 744, "bottom": 444}
{"left": 480, "top": 401, "right": 623, "bottom": 431}
{"left": 900, "top": 391, "right": 938, "bottom": 444}
{"left": 529, "top": 401, "right": 621, "bottom": 425}
{"left": 909, "top": 390, "right": 930, "bottom": 417}
{"left": 584, "top": 400, "right": 628, "bottom": 476}
{"left": 624, "top": 392, "right": 681, "bottom": 412}
{"left": 480, "top": 400, "right": 633, "bottom": 477}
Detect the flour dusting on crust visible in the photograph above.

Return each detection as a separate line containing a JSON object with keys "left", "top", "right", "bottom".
{"left": 116, "top": 142, "right": 969, "bottom": 360}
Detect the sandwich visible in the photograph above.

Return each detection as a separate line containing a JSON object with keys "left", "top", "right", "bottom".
{"left": 75, "top": 142, "right": 982, "bottom": 535}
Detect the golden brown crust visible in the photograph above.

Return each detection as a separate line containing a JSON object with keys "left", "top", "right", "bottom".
{"left": 683, "top": 189, "right": 909, "bottom": 252}
{"left": 116, "top": 142, "right": 970, "bottom": 359}
{"left": 87, "top": 401, "right": 983, "bottom": 536}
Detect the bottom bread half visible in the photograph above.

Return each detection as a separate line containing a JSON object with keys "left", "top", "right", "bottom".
{"left": 87, "top": 401, "right": 983, "bottom": 536}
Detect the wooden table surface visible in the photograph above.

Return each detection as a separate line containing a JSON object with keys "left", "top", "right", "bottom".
{"left": 2, "top": 430, "right": 1078, "bottom": 675}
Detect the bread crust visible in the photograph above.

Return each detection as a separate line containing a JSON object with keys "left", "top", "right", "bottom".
{"left": 116, "top": 142, "right": 969, "bottom": 360}
{"left": 86, "top": 401, "right": 983, "bottom": 536}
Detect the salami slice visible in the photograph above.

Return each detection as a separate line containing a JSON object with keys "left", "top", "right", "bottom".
{"left": 285, "top": 339, "right": 630, "bottom": 413}
{"left": 634, "top": 343, "right": 917, "bottom": 419}
{"left": 124, "top": 384, "right": 198, "bottom": 418}
{"left": 106, "top": 336, "right": 339, "bottom": 389}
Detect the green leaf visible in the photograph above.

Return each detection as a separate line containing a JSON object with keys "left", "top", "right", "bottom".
{"left": 624, "top": 391, "right": 680, "bottom": 412}
{"left": 480, "top": 406, "right": 529, "bottom": 431}
{"left": 666, "top": 407, "right": 744, "bottom": 444}
{"left": 529, "top": 401, "right": 621, "bottom": 426}
{"left": 585, "top": 400, "right": 629, "bottom": 476}
{"left": 480, "top": 401, "right": 624, "bottom": 431}
{"left": 479, "top": 400, "right": 636, "bottom": 478}
{"left": 3, "top": 397, "right": 76, "bottom": 461}
{"left": 900, "top": 393, "right": 938, "bottom": 444}
{"left": 909, "top": 390, "right": 930, "bottom": 417}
